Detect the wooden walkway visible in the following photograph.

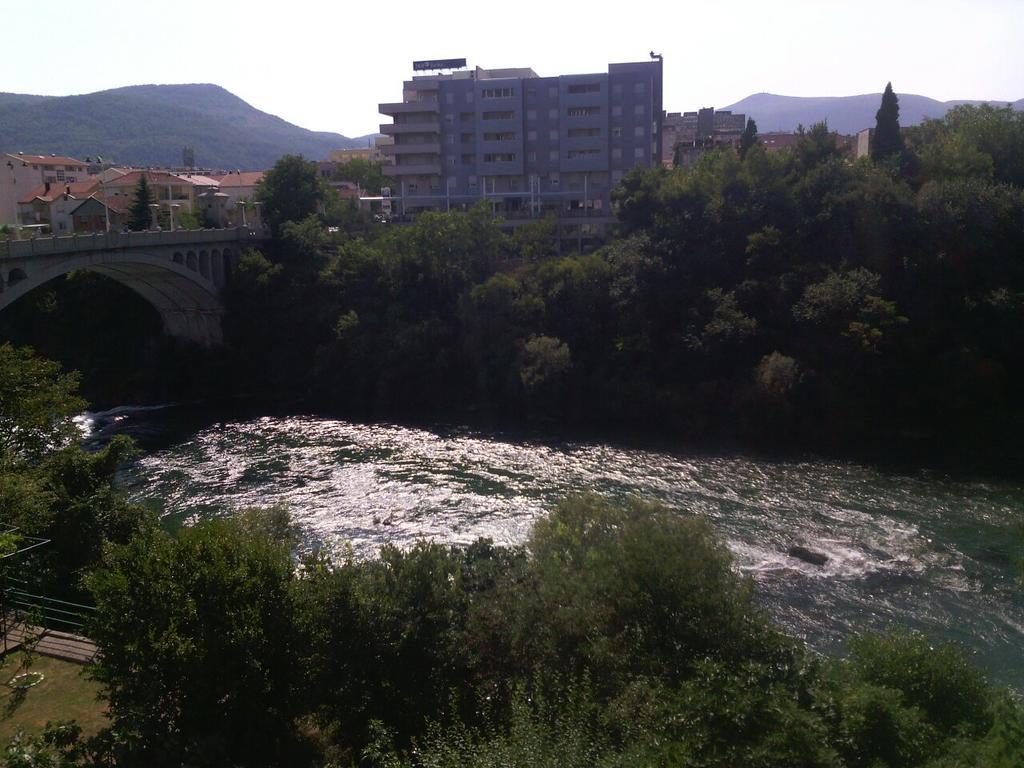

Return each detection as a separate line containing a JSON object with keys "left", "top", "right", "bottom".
{"left": 2, "top": 623, "right": 97, "bottom": 664}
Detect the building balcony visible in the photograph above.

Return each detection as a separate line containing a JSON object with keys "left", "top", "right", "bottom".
{"left": 387, "top": 162, "right": 442, "bottom": 176}
{"left": 379, "top": 101, "right": 441, "bottom": 116}
{"left": 382, "top": 142, "right": 442, "bottom": 155}
{"left": 380, "top": 121, "right": 441, "bottom": 135}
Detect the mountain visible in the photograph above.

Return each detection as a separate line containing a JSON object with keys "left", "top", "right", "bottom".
{"left": 721, "top": 92, "right": 1023, "bottom": 135}
{"left": 0, "top": 84, "right": 369, "bottom": 170}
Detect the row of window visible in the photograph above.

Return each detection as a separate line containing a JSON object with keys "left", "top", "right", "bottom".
{"left": 443, "top": 125, "right": 650, "bottom": 145}
{"left": 439, "top": 80, "right": 649, "bottom": 107}
{"left": 444, "top": 147, "right": 648, "bottom": 165}
{"left": 453, "top": 104, "right": 652, "bottom": 125}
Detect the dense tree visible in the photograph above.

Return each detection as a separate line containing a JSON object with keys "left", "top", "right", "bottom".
{"left": 739, "top": 116, "right": 759, "bottom": 158}
{"left": 331, "top": 157, "right": 393, "bottom": 194}
{"left": 126, "top": 174, "right": 154, "bottom": 231}
{"left": 872, "top": 82, "right": 905, "bottom": 161}
{"left": 0, "top": 343, "right": 84, "bottom": 465}
{"left": 255, "top": 154, "right": 326, "bottom": 235}
{"left": 86, "top": 509, "right": 300, "bottom": 767}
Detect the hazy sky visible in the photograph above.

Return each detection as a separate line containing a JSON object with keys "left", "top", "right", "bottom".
{"left": 3, "top": 0, "right": 1021, "bottom": 137}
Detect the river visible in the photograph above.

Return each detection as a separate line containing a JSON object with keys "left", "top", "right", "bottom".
{"left": 83, "top": 404, "right": 1024, "bottom": 687}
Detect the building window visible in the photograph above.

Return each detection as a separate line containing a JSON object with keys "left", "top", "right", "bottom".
{"left": 465, "top": 92, "right": 474, "bottom": 103}
{"left": 549, "top": 150, "right": 558, "bottom": 161}
{"left": 550, "top": 173, "right": 560, "bottom": 186}
{"left": 446, "top": 135, "right": 456, "bottom": 144}
{"left": 548, "top": 108, "right": 558, "bottom": 119}
{"left": 461, "top": 154, "right": 474, "bottom": 164}
{"left": 612, "top": 148, "right": 622, "bottom": 160}
{"left": 612, "top": 106, "right": 622, "bottom": 117}
{"left": 634, "top": 126, "right": 645, "bottom": 138}
{"left": 568, "top": 127, "right": 600, "bottom": 138}
{"left": 483, "top": 131, "right": 516, "bottom": 141}
{"left": 612, "top": 83, "right": 623, "bottom": 95}
{"left": 634, "top": 104, "right": 645, "bottom": 116}
{"left": 634, "top": 147, "right": 645, "bottom": 159}
{"left": 527, "top": 130, "right": 537, "bottom": 141}
{"left": 567, "top": 83, "right": 600, "bottom": 94}
{"left": 549, "top": 129, "right": 558, "bottom": 140}
{"left": 567, "top": 106, "right": 600, "bottom": 117}
{"left": 482, "top": 87, "right": 515, "bottom": 98}
{"left": 567, "top": 149, "right": 601, "bottom": 159}
{"left": 446, "top": 93, "right": 455, "bottom": 104}
{"left": 611, "top": 127, "right": 622, "bottom": 138}
{"left": 447, "top": 157, "right": 457, "bottom": 166}
{"left": 528, "top": 151, "right": 537, "bottom": 162}
{"left": 612, "top": 169, "right": 624, "bottom": 184}
{"left": 461, "top": 133, "right": 474, "bottom": 143}
{"left": 549, "top": 86, "right": 558, "bottom": 98}
{"left": 461, "top": 112, "right": 473, "bottom": 122}
{"left": 527, "top": 109, "right": 537, "bottom": 120}
{"left": 483, "top": 110, "right": 515, "bottom": 120}
{"left": 634, "top": 82, "right": 645, "bottom": 94}
{"left": 445, "top": 114, "right": 455, "bottom": 124}
{"left": 56, "top": 170, "right": 66, "bottom": 181}
{"left": 483, "top": 152, "right": 516, "bottom": 162}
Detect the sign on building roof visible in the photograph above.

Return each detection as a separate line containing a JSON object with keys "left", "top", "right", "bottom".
{"left": 412, "top": 58, "right": 467, "bottom": 72}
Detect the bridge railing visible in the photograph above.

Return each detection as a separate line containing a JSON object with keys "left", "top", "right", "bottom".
{"left": 1, "top": 227, "right": 265, "bottom": 261}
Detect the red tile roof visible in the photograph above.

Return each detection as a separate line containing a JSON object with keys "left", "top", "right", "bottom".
{"left": 73, "top": 194, "right": 130, "bottom": 215}
{"left": 216, "top": 171, "right": 265, "bottom": 188}
{"left": 104, "top": 170, "right": 191, "bottom": 187}
{"left": 18, "top": 179, "right": 100, "bottom": 204}
{"left": 4, "top": 153, "right": 88, "bottom": 167}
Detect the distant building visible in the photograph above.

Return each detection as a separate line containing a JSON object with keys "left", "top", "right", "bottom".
{"left": 100, "top": 170, "right": 219, "bottom": 218}
{"left": 378, "top": 57, "right": 664, "bottom": 248}
{"left": 70, "top": 195, "right": 130, "bottom": 233}
{"left": 662, "top": 108, "right": 746, "bottom": 166}
{"left": 854, "top": 127, "right": 873, "bottom": 159}
{"left": 0, "top": 153, "right": 89, "bottom": 227}
{"left": 215, "top": 171, "right": 265, "bottom": 206}
{"left": 758, "top": 130, "right": 855, "bottom": 155}
{"left": 17, "top": 179, "right": 100, "bottom": 232}
{"left": 758, "top": 132, "right": 802, "bottom": 152}
{"left": 329, "top": 136, "right": 394, "bottom": 165}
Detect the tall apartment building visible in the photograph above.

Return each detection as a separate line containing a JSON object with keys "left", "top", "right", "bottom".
{"left": 378, "top": 58, "right": 663, "bottom": 246}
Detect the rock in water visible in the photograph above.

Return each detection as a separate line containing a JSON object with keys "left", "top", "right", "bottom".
{"left": 788, "top": 544, "right": 829, "bottom": 567}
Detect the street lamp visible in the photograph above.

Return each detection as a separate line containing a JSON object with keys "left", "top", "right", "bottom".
{"left": 95, "top": 156, "right": 111, "bottom": 233}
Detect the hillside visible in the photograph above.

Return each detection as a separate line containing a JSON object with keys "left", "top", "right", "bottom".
{"left": 722, "top": 91, "right": 1023, "bottom": 134}
{"left": 0, "top": 84, "right": 369, "bottom": 169}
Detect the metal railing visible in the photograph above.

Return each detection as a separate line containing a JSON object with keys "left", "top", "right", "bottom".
{"left": 3, "top": 576, "right": 96, "bottom": 634}
{"left": 2, "top": 226, "right": 266, "bottom": 261}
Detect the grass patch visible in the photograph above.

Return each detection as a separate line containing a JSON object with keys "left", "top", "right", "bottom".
{"left": 0, "top": 652, "right": 106, "bottom": 742}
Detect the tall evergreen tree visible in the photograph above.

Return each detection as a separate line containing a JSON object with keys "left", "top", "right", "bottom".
{"left": 739, "top": 117, "right": 759, "bottom": 159}
{"left": 128, "top": 175, "right": 155, "bottom": 231}
{"left": 872, "top": 82, "right": 904, "bottom": 160}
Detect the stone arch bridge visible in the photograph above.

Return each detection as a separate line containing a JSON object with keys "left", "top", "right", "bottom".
{"left": 0, "top": 228, "right": 266, "bottom": 345}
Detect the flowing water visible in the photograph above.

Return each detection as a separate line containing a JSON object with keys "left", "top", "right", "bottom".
{"left": 83, "top": 405, "right": 1024, "bottom": 686}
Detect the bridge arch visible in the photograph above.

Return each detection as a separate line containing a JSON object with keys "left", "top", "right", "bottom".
{"left": 1, "top": 250, "right": 225, "bottom": 345}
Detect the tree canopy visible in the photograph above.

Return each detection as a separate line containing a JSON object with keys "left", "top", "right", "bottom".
{"left": 872, "top": 82, "right": 905, "bottom": 161}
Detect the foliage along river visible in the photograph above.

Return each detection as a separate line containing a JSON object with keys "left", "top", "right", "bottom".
{"left": 84, "top": 404, "right": 1024, "bottom": 688}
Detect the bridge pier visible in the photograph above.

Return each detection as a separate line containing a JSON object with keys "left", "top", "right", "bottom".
{"left": 160, "top": 308, "right": 224, "bottom": 346}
